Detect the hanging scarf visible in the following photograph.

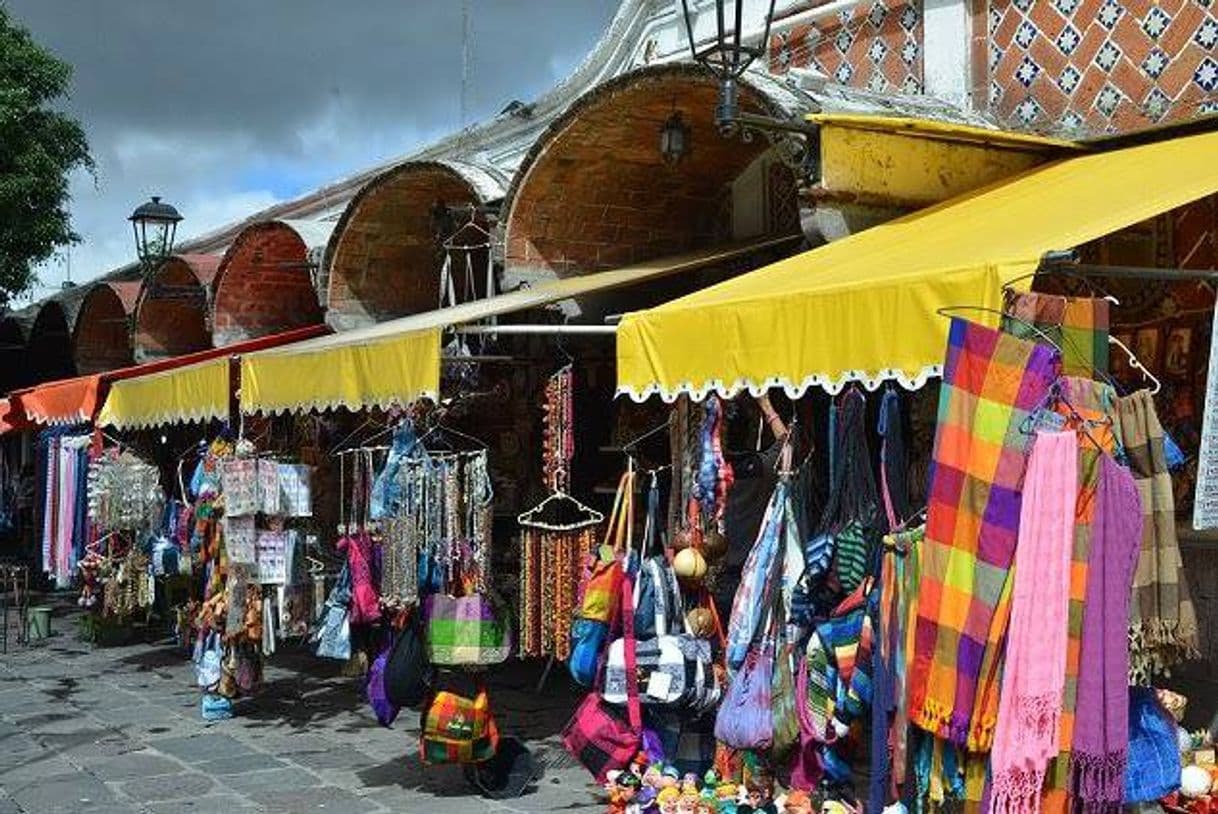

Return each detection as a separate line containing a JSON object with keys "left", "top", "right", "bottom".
{"left": 1115, "top": 389, "right": 1199, "bottom": 682}
{"left": 1071, "top": 454, "right": 1142, "bottom": 812}
{"left": 989, "top": 430, "right": 1076, "bottom": 814}
{"left": 1001, "top": 289, "right": 1110, "bottom": 378}
{"left": 910, "top": 318, "right": 1058, "bottom": 746}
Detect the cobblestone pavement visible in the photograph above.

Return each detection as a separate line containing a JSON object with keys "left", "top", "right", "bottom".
{"left": 0, "top": 606, "right": 601, "bottom": 813}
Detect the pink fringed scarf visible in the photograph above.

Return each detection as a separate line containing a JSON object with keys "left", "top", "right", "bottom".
{"left": 990, "top": 430, "right": 1076, "bottom": 814}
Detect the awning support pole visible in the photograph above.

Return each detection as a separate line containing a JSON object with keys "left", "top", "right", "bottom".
{"left": 1043, "top": 260, "right": 1218, "bottom": 283}
{"left": 452, "top": 324, "right": 617, "bottom": 336}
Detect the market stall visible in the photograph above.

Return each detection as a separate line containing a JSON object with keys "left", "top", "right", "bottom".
{"left": 567, "top": 127, "right": 1218, "bottom": 811}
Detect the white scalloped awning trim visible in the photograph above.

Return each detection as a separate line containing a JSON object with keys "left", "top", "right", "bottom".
{"left": 25, "top": 407, "right": 91, "bottom": 427}
{"left": 246, "top": 389, "right": 439, "bottom": 417}
{"left": 102, "top": 405, "right": 228, "bottom": 432}
{"left": 615, "top": 363, "right": 943, "bottom": 403}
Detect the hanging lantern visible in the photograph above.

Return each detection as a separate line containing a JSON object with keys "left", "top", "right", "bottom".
{"left": 659, "top": 110, "right": 691, "bottom": 165}
{"left": 128, "top": 196, "right": 182, "bottom": 269}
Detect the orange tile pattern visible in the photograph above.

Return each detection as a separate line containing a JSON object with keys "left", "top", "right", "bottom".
{"left": 769, "top": 0, "right": 924, "bottom": 95}
{"left": 984, "top": 0, "right": 1218, "bottom": 134}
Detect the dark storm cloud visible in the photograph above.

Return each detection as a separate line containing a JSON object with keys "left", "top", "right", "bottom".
{"left": 4, "top": 0, "right": 617, "bottom": 296}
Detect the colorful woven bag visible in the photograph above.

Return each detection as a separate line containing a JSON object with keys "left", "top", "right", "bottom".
{"left": 424, "top": 593, "right": 511, "bottom": 666}
{"left": 563, "top": 572, "right": 642, "bottom": 782}
{"left": 421, "top": 686, "right": 499, "bottom": 764}
{"left": 568, "top": 469, "right": 632, "bottom": 686}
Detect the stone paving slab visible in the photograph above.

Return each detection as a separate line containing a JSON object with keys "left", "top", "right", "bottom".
{"left": 0, "top": 606, "right": 602, "bottom": 813}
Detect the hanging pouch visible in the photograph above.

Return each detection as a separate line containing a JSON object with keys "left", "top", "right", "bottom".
{"left": 568, "top": 470, "right": 632, "bottom": 686}
{"left": 424, "top": 593, "right": 512, "bottom": 666}
{"left": 194, "top": 632, "right": 223, "bottom": 690}
{"left": 385, "top": 610, "right": 432, "bottom": 708}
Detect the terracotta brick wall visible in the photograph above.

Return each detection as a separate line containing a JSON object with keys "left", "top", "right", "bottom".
{"left": 133, "top": 257, "right": 217, "bottom": 362}
{"left": 213, "top": 223, "right": 324, "bottom": 347}
{"left": 505, "top": 73, "right": 798, "bottom": 278}
{"left": 325, "top": 166, "right": 481, "bottom": 330}
{"left": 983, "top": 0, "right": 1218, "bottom": 134}
{"left": 72, "top": 283, "right": 138, "bottom": 375}
{"left": 769, "top": 0, "right": 925, "bottom": 94}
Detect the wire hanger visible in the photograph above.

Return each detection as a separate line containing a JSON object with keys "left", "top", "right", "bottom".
{"left": 411, "top": 420, "right": 487, "bottom": 455}
{"left": 1109, "top": 335, "right": 1162, "bottom": 394}
{"left": 936, "top": 305, "right": 1065, "bottom": 354}
{"left": 621, "top": 421, "right": 669, "bottom": 457}
{"left": 442, "top": 204, "right": 492, "bottom": 250}
{"left": 1019, "top": 380, "right": 1110, "bottom": 452}
{"left": 1002, "top": 267, "right": 1120, "bottom": 305}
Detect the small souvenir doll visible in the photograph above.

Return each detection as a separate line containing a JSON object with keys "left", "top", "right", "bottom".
{"left": 658, "top": 787, "right": 682, "bottom": 814}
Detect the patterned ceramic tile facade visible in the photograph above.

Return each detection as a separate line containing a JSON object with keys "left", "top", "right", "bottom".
{"left": 769, "top": 0, "right": 924, "bottom": 94}
{"left": 985, "top": 0, "right": 1218, "bottom": 135}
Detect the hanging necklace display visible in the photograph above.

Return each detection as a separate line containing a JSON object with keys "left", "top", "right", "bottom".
{"left": 518, "top": 366, "right": 603, "bottom": 660}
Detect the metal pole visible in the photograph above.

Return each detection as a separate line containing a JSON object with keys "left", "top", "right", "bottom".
{"left": 452, "top": 324, "right": 617, "bottom": 336}
{"left": 1044, "top": 261, "right": 1218, "bottom": 283}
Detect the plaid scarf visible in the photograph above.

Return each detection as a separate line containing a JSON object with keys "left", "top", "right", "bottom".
{"left": 1115, "top": 389, "right": 1200, "bottom": 683}
{"left": 910, "top": 318, "right": 1058, "bottom": 747}
{"left": 1002, "top": 289, "right": 1109, "bottom": 378}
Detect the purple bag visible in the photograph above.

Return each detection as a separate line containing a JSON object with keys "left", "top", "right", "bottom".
{"left": 714, "top": 643, "right": 775, "bottom": 750}
{"left": 788, "top": 653, "right": 824, "bottom": 791}
{"left": 367, "top": 633, "right": 400, "bottom": 727}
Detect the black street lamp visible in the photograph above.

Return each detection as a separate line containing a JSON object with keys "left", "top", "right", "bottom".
{"left": 678, "top": 0, "right": 818, "bottom": 176}
{"left": 128, "top": 196, "right": 182, "bottom": 270}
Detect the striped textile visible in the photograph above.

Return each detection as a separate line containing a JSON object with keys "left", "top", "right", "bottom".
{"left": 1115, "top": 389, "right": 1200, "bottom": 683}
{"left": 910, "top": 318, "right": 1059, "bottom": 747}
{"left": 1002, "top": 289, "right": 1109, "bottom": 378}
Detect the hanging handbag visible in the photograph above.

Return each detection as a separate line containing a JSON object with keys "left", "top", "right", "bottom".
{"left": 367, "top": 630, "right": 401, "bottom": 727}
{"left": 421, "top": 683, "right": 500, "bottom": 764}
{"left": 563, "top": 572, "right": 643, "bottom": 783}
{"left": 716, "top": 532, "right": 784, "bottom": 750}
{"left": 312, "top": 564, "right": 353, "bottom": 661}
{"left": 424, "top": 592, "right": 512, "bottom": 666}
{"left": 385, "top": 610, "right": 432, "bottom": 708}
{"left": 771, "top": 640, "right": 800, "bottom": 759}
{"left": 194, "top": 632, "right": 223, "bottom": 690}
{"left": 568, "top": 470, "right": 632, "bottom": 686}
{"left": 788, "top": 653, "right": 825, "bottom": 791}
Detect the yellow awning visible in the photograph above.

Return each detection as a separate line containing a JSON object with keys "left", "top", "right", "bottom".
{"left": 617, "top": 130, "right": 1218, "bottom": 401}
{"left": 97, "top": 358, "right": 230, "bottom": 430}
{"left": 240, "top": 238, "right": 796, "bottom": 415}
{"left": 241, "top": 328, "right": 441, "bottom": 415}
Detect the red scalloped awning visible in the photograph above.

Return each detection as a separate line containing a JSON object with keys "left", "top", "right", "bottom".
{"left": 7, "top": 324, "right": 328, "bottom": 431}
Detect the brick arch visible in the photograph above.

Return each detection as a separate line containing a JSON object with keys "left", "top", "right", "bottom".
{"left": 133, "top": 254, "right": 220, "bottom": 363}
{"left": 0, "top": 311, "right": 35, "bottom": 391}
{"left": 28, "top": 301, "right": 75, "bottom": 384}
{"left": 212, "top": 221, "right": 329, "bottom": 347}
{"left": 72, "top": 282, "right": 140, "bottom": 374}
{"left": 323, "top": 160, "right": 507, "bottom": 331}
{"left": 502, "top": 64, "right": 802, "bottom": 279}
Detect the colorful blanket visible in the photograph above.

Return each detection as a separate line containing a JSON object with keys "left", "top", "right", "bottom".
{"left": 909, "top": 318, "right": 1058, "bottom": 747}
{"left": 1002, "top": 289, "right": 1109, "bottom": 378}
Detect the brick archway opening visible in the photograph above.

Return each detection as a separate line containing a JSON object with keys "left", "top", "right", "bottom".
{"left": 28, "top": 302, "right": 75, "bottom": 384}
{"left": 503, "top": 68, "right": 801, "bottom": 281}
{"left": 72, "top": 282, "right": 140, "bottom": 374}
{"left": 324, "top": 162, "right": 501, "bottom": 331}
{"left": 133, "top": 255, "right": 220, "bottom": 363}
{"left": 213, "top": 222, "right": 326, "bottom": 347}
{"left": 0, "top": 313, "right": 33, "bottom": 391}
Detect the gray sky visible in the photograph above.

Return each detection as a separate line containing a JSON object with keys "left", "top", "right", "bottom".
{"left": 5, "top": 0, "right": 617, "bottom": 302}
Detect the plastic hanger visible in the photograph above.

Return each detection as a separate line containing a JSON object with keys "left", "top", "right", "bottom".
{"left": 517, "top": 489, "right": 604, "bottom": 531}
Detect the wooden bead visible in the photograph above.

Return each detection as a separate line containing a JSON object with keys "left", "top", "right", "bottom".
{"left": 672, "top": 547, "right": 707, "bottom": 586}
